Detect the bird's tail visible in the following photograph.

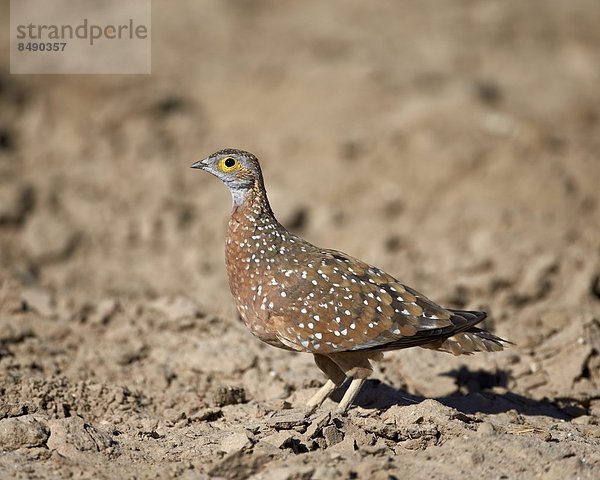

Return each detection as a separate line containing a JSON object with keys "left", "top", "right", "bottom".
{"left": 421, "top": 309, "right": 511, "bottom": 356}
{"left": 422, "top": 327, "right": 511, "bottom": 355}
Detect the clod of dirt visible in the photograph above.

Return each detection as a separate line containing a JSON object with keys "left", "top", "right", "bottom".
{"left": 219, "top": 431, "right": 253, "bottom": 453}
{"left": 359, "top": 399, "right": 471, "bottom": 448}
{"left": 21, "top": 287, "right": 54, "bottom": 317}
{"left": 46, "top": 416, "right": 115, "bottom": 460}
{"left": 189, "top": 407, "right": 222, "bottom": 422}
{"left": 328, "top": 436, "right": 357, "bottom": 455}
{"left": 212, "top": 385, "right": 247, "bottom": 407}
{"left": 0, "top": 416, "right": 49, "bottom": 450}
{"left": 323, "top": 425, "right": 344, "bottom": 447}
{"left": 476, "top": 422, "right": 497, "bottom": 436}
{"left": 208, "top": 450, "right": 273, "bottom": 479}
{"left": 259, "top": 431, "right": 302, "bottom": 451}
{"left": 22, "top": 213, "right": 80, "bottom": 264}
{"left": 266, "top": 412, "right": 310, "bottom": 431}
{"left": 304, "top": 412, "right": 331, "bottom": 439}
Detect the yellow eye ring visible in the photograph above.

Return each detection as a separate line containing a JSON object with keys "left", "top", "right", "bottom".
{"left": 219, "top": 157, "right": 239, "bottom": 172}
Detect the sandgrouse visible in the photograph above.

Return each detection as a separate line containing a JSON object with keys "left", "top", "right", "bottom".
{"left": 192, "top": 149, "right": 509, "bottom": 413}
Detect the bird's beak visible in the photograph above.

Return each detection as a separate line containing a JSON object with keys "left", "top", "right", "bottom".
{"left": 190, "top": 158, "right": 207, "bottom": 169}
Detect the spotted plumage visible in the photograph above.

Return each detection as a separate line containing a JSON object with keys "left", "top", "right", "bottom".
{"left": 192, "top": 149, "right": 510, "bottom": 412}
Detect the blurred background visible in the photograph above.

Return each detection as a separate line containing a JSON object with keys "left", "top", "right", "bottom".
{"left": 0, "top": 0, "right": 599, "bottom": 477}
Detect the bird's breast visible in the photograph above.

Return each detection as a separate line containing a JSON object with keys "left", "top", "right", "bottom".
{"left": 225, "top": 220, "right": 292, "bottom": 349}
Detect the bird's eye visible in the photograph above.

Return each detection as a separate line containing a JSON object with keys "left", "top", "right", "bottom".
{"left": 219, "top": 157, "right": 239, "bottom": 172}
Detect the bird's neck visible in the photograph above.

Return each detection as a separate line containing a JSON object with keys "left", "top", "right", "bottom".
{"left": 226, "top": 181, "right": 283, "bottom": 294}
{"left": 230, "top": 181, "right": 277, "bottom": 232}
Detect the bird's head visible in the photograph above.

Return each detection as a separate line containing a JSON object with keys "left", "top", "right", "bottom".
{"left": 192, "top": 149, "right": 264, "bottom": 205}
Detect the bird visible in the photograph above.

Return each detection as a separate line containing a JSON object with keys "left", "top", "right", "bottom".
{"left": 191, "top": 148, "right": 510, "bottom": 413}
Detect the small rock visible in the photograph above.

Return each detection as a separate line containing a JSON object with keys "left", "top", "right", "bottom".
{"left": 359, "top": 438, "right": 389, "bottom": 456}
{"left": 22, "top": 213, "right": 79, "bottom": 263}
{"left": 0, "top": 416, "right": 49, "bottom": 450}
{"left": 571, "top": 415, "right": 592, "bottom": 426}
{"left": 163, "top": 408, "right": 186, "bottom": 425}
{"left": 47, "top": 416, "right": 114, "bottom": 460}
{"left": 328, "top": 436, "right": 356, "bottom": 455}
{"left": 266, "top": 412, "right": 309, "bottom": 430}
{"left": 212, "top": 385, "right": 246, "bottom": 407}
{"left": 259, "top": 431, "right": 296, "bottom": 449}
{"left": 589, "top": 399, "right": 600, "bottom": 417}
{"left": 304, "top": 412, "right": 331, "bottom": 439}
{"left": 138, "top": 418, "right": 158, "bottom": 432}
{"left": 190, "top": 407, "right": 222, "bottom": 422}
{"left": 477, "top": 422, "right": 496, "bottom": 436}
{"left": 381, "top": 399, "right": 455, "bottom": 426}
{"left": 208, "top": 450, "right": 271, "bottom": 478}
{"left": 21, "top": 287, "right": 54, "bottom": 317}
{"left": 220, "top": 432, "right": 252, "bottom": 453}
{"left": 323, "top": 425, "right": 344, "bottom": 447}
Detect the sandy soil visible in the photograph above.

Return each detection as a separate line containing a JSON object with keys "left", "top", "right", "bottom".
{"left": 1, "top": 0, "right": 599, "bottom": 478}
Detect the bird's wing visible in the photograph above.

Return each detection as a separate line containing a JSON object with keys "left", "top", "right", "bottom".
{"left": 269, "top": 249, "right": 487, "bottom": 353}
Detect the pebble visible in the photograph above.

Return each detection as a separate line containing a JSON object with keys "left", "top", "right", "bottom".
{"left": 266, "top": 412, "right": 309, "bottom": 430}
{"left": 259, "top": 431, "right": 296, "bottom": 449}
{"left": 212, "top": 385, "right": 247, "bottom": 407}
{"left": 46, "top": 416, "right": 113, "bottom": 460}
{"left": 477, "top": 422, "right": 496, "bottom": 436}
{"left": 0, "top": 416, "right": 49, "bottom": 450}
{"left": 323, "top": 425, "right": 344, "bottom": 447}
{"left": 304, "top": 412, "right": 331, "bottom": 439}
{"left": 219, "top": 432, "right": 252, "bottom": 453}
{"left": 328, "top": 436, "right": 356, "bottom": 455}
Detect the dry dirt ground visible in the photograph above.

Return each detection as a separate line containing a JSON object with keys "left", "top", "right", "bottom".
{"left": 1, "top": 1, "right": 600, "bottom": 478}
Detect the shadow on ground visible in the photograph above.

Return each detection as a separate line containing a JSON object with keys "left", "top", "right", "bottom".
{"left": 332, "top": 368, "right": 571, "bottom": 420}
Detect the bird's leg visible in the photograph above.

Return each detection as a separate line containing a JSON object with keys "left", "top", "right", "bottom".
{"left": 306, "top": 379, "right": 340, "bottom": 411}
{"left": 327, "top": 351, "right": 375, "bottom": 413}
{"left": 336, "top": 377, "right": 367, "bottom": 413}
{"left": 307, "top": 354, "right": 346, "bottom": 411}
